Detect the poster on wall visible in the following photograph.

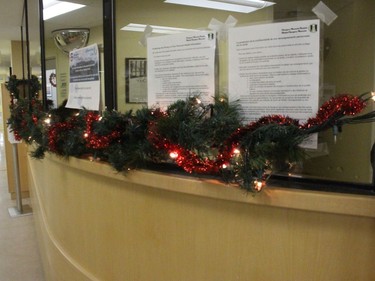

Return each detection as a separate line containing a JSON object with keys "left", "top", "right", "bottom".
{"left": 125, "top": 58, "right": 147, "bottom": 103}
{"left": 147, "top": 31, "right": 216, "bottom": 109}
{"left": 46, "top": 70, "right": 58, "bottom": 108}
{"left": 228, "top": 19, "right": 320, "bottom": 148}
{"left": 66, "top": 44, "right": 100, "bottom": 110}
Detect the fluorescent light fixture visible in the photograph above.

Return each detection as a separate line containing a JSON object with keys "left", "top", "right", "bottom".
{"left": 43, "top": 0, "right": 85, "bottom": 20}
{"left": 164, "top": 0, "right": 275, "bottom": 13}
{"left": 213, "top": 0, "right": 274, "bottom": 8}
{"left": 121, "top": 23, "right": 197, "bottom": 34}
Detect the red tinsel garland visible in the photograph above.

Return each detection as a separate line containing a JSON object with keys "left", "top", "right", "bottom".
{"left": 148, "top": 120, "right": 221, "bottom": 174}
{"left": 300, "top": 94, "right": 366, "bottom": 129}
{"left": 13, "top": 130, "right": 22, "bottom": 141}
{"left": 84, "top": 112, "right": 121, "bottom": 150}
{"left": 219, "top": 115, "right": 300, "bottom": 163}
{"left": 147, "top": 94, "right": 368, "bottom": 175}
{"left": 9, "top": 98, "right": 42, "bottom": 141}
{"left": 147, "top": 115, "right": 300, "bottom": 174}
{"left": 48, "top": 121, "right": 75, "bottom": 154}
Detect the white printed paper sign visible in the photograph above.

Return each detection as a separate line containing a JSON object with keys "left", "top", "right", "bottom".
{"left": 147, "top": 31, "right": 216, "bottom": 109}
{"left": 228, "top": 20, "right": 320, "bottom": 148}
{"left": 66, "top": 44, "right": 100, "bottom": 110}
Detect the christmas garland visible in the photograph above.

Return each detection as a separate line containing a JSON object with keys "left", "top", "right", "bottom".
{"left": 6, "top": 89, "right": 374, "bottom": 192}
{"left": 5, "top": 75, "right": 41, "bottom": 101}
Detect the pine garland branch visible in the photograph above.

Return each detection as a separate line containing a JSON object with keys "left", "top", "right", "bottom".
{"left": 6, "top": 91, "right": 375, "bottom": 193}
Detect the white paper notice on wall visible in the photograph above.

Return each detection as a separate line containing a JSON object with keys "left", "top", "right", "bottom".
{"left": 7, "top": 127, "right": 21, "bottom": 144}
{"left": 228, "top": 19, "right": 321, "bottom": 149}
{"left": 66, "top": 44, "right": 101, "bottom": 111}
{"left": 312, "top": 1, "right": 338, "bottom": 26}
{"left": 147, "top": 31, "right": 216, "bottom": 109}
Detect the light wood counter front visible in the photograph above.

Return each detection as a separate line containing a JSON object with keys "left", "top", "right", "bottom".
{"left": 28, "top": 154, "right": 375, "bottom": 281}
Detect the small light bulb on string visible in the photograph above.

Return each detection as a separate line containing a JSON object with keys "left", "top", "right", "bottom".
{"left": 371, "top": 92, "right": 375, "bottom": 102}
{"left": 232, "top": 148, "right": 241, "bottom": 155}
{"left": 83, "top": 132, "right": 89, "bottom": 138}
{"left": 253, "top": 180, "right": 265, "bottom": 192}
{"left": 222, "top": 163, "right": 228, "bottom": 169}
{"left": 44, "top": 117, "right": 51, "bottom": 125}
{"left": 88, "top": 155, "right": 101, "bottom": 162}
{"left": 195, "top": 98, "right": 202, "bottom": 104}
{"left": 169, "top": 151, "right": 179, "bottom": 159}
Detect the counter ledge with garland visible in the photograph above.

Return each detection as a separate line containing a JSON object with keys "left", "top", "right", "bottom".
{"left": 5, "top": 76, "right": 375, "bottom": 192}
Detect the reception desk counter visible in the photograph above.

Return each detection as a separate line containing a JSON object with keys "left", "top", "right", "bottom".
{"left": 29, "top": 154, "right": 375, "bottom": 281}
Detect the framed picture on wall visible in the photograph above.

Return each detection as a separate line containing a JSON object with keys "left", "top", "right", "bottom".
{"left": 125, "top": 58, "right": 147, "bottom": 103}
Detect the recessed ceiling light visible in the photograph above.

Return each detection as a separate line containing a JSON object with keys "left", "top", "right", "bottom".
{"left": 164, "top": 0, "right": 275, "bottom": 13}
{"left": 43, "top": 0, "right": 86, "bottom": 20}
{"left": 121, "top": 23, "right": 197, "bottom": 34}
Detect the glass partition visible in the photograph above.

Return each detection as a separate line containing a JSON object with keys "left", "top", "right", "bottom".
{"left": 42, "top": 0, "right": 104, "bottom": 109}
{"left": 35, "top": 0, "right": 375, "bottom": 189}
{"left": 114, "top": 0, "right": 375, "bottom": 186}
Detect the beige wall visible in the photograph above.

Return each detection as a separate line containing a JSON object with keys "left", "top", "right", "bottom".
{"left": 29, "top": 154, "right": 375, "bottom": 281}
{"left": 303, "top": 0, "right": 375, "bottom": 183}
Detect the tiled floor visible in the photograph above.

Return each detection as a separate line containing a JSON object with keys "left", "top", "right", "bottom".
{"left": 0, "top": 114, "right": 45, "bottom": 280}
